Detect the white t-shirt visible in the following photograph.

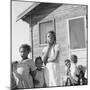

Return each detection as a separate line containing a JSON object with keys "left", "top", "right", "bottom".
{"left": 70, "top": 63, "right": 78, "bottom": 81}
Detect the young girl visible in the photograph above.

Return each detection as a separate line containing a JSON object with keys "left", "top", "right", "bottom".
{"left": 14, "top": 44, "right": 36, "bottom": 88}
{"left": 34, "top": 56, "right": 46, "bottom": 88}
{"left": 42, "top": 31, "right": 60, "bottom": 87}
{"left": 70, "top": 55, "right": 79, "bottom": 85}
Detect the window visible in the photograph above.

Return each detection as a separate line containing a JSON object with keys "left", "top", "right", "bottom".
{"left": 69, "top": 17, "right": 86, "bottom": 49}
{"left": 39, "top": 20, "right": 55, "bottom": 45}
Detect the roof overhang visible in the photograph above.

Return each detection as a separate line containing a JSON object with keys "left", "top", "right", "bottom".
{"left": 17, "top": 2, "right": 62, "bottom": 25}
{"left": 16, "top": 2, "right": 40, "bottom": 22}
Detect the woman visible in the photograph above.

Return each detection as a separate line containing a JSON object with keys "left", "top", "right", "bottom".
{"left": 42, "top": 31, "right": 60, "bottom": 87}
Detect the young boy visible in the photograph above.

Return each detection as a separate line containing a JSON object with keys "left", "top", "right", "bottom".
{"left": 77, "top": 65, "right": 87, "bottom": 85}
{"left": 65, "top": 59, "right": 71, "bottom": 76}
{"left": 70, "top": 55, "right": 79, "bottom": 85}
{"left": 63, "top": 59, "right": 73, "bottom": 86}
{"left": 34, "top": 56, "right": 46, "bottom": 88}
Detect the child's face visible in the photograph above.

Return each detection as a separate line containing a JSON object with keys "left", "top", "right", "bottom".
{"left": 36, "top": 59, "right": 43, "bottom": 69}
{"left": 71, "top": 56, "right": 77, "bottom": 64}
{"left": 65, "top": 61, "right": 71, "bottom": 68}
{"left": 47, "top": 33, "right": 54, "bottom": 45}
{"left": 20, "top": 48, "right": 28, "bottom": 59}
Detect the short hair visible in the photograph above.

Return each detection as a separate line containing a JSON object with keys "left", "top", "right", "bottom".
{"left": 65, "top": 59, "right": 71, "bottom": 63}
{"left": 19, "top": 44, "right": 31, "bottom": 53}
{"left": 71, "top": 55, "right": 78, "bottom": 64}
{"left": 78, "top": 65, "right": 86, "bottom": 74}
{"left": 65, "top": 59, "right": 71, "bottom": 66}
{"left": 48, "top": 31, "right": 56, "bottom": 42}
{"left": 35, "top": 56, "right": 43, "bottom": 64}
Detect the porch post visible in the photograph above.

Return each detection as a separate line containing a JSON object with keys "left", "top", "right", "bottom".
{"left": 29, "top": 15, "right": 34, "bottom": 60}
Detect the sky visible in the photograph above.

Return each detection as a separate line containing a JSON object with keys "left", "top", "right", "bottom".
{"left": 12, "top": 1, "right": 34, "bottom": 61}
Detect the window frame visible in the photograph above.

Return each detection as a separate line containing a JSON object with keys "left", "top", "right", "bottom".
{"left": 38, "top": 19, "right": 56, "bottom": 47}
{"left": 67, "top": 16, "right": 87, "bottom": 51}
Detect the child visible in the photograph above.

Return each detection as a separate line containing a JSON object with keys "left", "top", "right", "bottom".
{"left": 77, "top": 65, "right": 87, "bottom": 85}
{"left": 11, "top": 61, "right": 18, "bottom": 90}
{"left": 63, "top": 59, "right": 73, "bottom": 86}
{"left": 42, "top": 31, "right": 60, "bottom": 86}
{"left": 34, "top": 56, "right": 46, "bottom": 88}
{"left": 14, "top": 44, "right": 36, "bottom": 88}
{"left": 70, "top": 55, "right": 79, "bottom": 85}
{"left": 64, "top": 59, "right": 71, "bottom": 76}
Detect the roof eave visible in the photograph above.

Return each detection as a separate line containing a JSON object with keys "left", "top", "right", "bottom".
{"left": 16, "top": 2, "right": 40, "bottom": 22}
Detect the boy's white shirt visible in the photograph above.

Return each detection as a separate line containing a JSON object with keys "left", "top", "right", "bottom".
{"left": 70, "top": 63, "right": 76, "bottom": 77}
{"left": 70, "top": 63, "right": 78, "bottom": 81}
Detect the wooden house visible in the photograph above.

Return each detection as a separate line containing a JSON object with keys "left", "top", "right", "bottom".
{"left": 17, "top": 2, "right": 88, "bottom": 85}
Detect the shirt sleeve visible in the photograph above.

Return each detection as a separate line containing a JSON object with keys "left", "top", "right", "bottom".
{"left": 28, "top": 60, "right": 36, "bottom": 71}
{"left": 55, "top": 44, "right": 60, "bottom": 52}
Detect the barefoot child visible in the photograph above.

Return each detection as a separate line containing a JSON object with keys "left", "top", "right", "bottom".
{"left": 14, "top": 44, "right": 36, "bottom": 88}
{"left": 34, "top": 56, "right": 46, "bottom": 88}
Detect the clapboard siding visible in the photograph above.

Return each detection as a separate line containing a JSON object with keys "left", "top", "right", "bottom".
{"left": 33, "top": 24, "right": 44, "bottom": 60}
{"left": 32, "top": 4, "right": 87, "bottom": 85}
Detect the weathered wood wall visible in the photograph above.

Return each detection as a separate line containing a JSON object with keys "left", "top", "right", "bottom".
{"left": 32, "top": 4, "right": 87, "bottom": 85}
